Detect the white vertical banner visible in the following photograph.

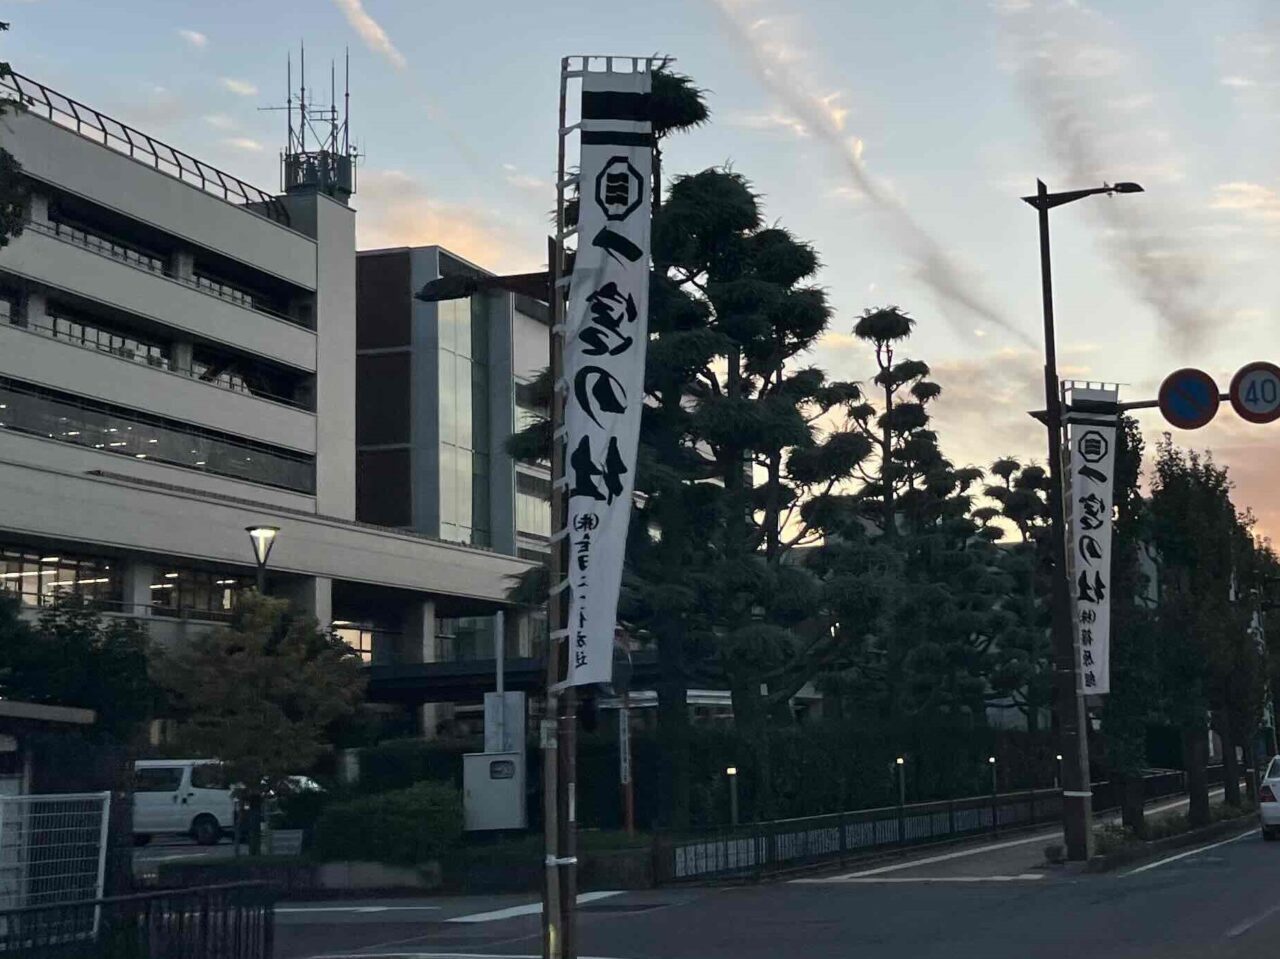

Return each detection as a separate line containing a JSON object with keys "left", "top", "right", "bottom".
{"left": 559, "top": 63, "right": 654, "bottom": 687}
{"left": 1062, "top": 385, "right": 1120, "bottom": 696}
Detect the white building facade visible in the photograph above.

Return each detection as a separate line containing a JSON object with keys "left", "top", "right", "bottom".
{"left": 0, "top": 72, "right": 533, "bottom": 680}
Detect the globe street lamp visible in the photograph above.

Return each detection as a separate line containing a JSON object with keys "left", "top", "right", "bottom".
{"left": 245, "top": 525, "right": 280, "bottom": 595}
{"left": 732, "top": 763, "right": 742, "bottom": 824}
{"left": 1022, "top": 179, "right": 1143, "bottom": 862}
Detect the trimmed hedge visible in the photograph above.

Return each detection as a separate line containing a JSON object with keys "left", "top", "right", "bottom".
{"left": 313, "top": 781, "right": 463, "bottom": 865}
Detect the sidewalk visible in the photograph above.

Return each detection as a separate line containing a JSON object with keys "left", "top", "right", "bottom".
{"left": 793, "top": 787, "right": 1239, "bottom": 884}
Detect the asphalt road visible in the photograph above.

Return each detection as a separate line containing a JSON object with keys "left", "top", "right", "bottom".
{"left": 275, "top": 816, "right": 1280, "bottom": 959}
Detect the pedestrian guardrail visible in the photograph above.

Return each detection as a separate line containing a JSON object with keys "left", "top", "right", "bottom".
{"left": 0, "top": 882, "right": 275, "bottom": 958}
{"left": 654, "top": 766, "right": 1223, "bottom": 883}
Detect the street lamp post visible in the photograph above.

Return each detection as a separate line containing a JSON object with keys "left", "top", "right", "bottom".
{"left": 989, "top": 756, "right": 998, "bottom": 834}
{"left": 726, "top": 767, "right": 739, "bottom": 827}
{"left": 1022, "top": 179, "right": 1143, "bottom": 862}
{"left": 896, "top": 757, "right": 906, "bottom": 845}
{"left": 245, "top": 525, "right": 280, "bottom": 595}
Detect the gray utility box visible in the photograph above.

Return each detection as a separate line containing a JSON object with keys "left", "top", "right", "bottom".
{"left": 463, "top": 751, "right": 527, "bottom": 831}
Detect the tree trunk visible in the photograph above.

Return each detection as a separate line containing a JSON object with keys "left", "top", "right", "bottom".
{"left": 1182, "top": 726, "right": 1211, "bottom": 827}
{"left": 656, "top": 621, "right": 691, "bottom": 830}
{"left": 729, "top": 672, "right": 773, "bottom": 821}
{"left": 1217, "top": 715, "right": 1242, "bottom": 807}
{"left": 882, "top": 381, "right": 894, "bottom": 536}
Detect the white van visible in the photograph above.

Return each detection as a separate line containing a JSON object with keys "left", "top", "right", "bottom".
{"left": 133, "top": 759, "right": 234, "bottom": 845}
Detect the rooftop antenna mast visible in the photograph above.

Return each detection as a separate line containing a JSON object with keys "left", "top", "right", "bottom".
{"left": 271, "top": 40, "right": 358, "bottom": 203}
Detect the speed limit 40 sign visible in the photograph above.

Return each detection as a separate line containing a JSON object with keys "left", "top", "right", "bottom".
{"left": 1230, "top": 361, "right": 1280, "bottom": 424}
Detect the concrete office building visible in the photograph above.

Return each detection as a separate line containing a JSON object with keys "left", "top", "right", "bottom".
{"left": 355, "top": 246, "right": 552, "bottom": 723}
{"left": 0, "top": 71, "right": 533, "bottom": 708}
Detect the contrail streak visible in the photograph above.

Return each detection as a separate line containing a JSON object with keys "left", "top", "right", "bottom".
{"left": 710, "top": 0, "right": 1033, "bottom": 348}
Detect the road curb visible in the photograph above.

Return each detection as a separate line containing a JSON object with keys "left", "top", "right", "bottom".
{"left": 1085, "top": 815, "right": 1257, "bottom": 873}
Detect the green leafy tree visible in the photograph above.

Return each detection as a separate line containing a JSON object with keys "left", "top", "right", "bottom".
{"left": 809, "top": 312, "right": 1006, "bottom": 795}
{"left": 1148, "top": 438, "right": 1254, "bottom": 825}
{"left": 152, "top": 593, "right": 366, "bottom": 852}
{"left": 0, "top": 592, "right": 154, "bottom": 741}
{"left": 982, "top": 457, "right": 1052, "bottom": 732}
{"left": 627, "top": 168, "right": 869, "bottom": 818}
{"left": 0, "top": 22, "right": 29, "bottom": 249}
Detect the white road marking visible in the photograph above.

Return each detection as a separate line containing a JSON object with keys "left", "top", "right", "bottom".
{"left": 305, "top": 953, "right": 629, "bottom": 959}
{"left": 446, "top": 890, "right": 622, "bottom": 924}
{"left": 1122, "top": 828, "right": 1258, "bottom": 876}
{"left": 277, "top": 905, "right": 442, "bottom": 914}
{"left": 1227, "top": 900, "right": 1280, "bottom": 939}
{"left": 793, "top": 832, "right": 1051, "bottom": 882}
{"left": 829, "top": 874, "right": 1045, "bottom": 884}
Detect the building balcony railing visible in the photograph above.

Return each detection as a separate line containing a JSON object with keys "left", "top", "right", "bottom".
{"left": 9, "top": 313, "right": 314, "bottom": 412}
{"left": 23, "top": 218, "right": 312, "bottom": 331}
{"left": 3, "top": 70, "right": 292, "bottom": 229}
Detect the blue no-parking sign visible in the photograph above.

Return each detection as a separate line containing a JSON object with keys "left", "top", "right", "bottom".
{"left": 1157, "top": 368, "right": 1219, "bottom": 430}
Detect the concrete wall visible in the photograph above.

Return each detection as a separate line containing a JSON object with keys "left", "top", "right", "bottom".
{"left": 0, "top": 456, "right": 534, "bottom": 603}
{"left": 0, "top": 430, "right": 316, "bottom": 512}
{"left": 282, "top": 194, "right": 357, "bottom": 520}
{"left": 1, "top": 111, "right": 317, "bottom": 289}
{"left": 0, "top": 323, "right": 316, "bottom": 453}
{"left": 408, "top": 248, "right": 442, "bottom": 536}
{"left": 0, "top": 229, "right": 317, "bottom": 371}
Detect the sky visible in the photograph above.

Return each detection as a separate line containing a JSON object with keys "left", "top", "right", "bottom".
{"left": 6, "top": 0, "right": 1280, "bottom": 534}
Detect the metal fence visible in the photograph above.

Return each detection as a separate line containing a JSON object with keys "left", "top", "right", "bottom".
{"left": 655, "top": 767, "right": 1218, "bottom": 883}
{"left": 0, "top": 882, "right": 275, "bottom": 958}
{"left": 0, "top": 793, "right": 110, "bottom": 920}
{"left": 3, "top": 72, "right": 291, "bottom": 227}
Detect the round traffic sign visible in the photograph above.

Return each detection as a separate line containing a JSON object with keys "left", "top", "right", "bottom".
{"left": 1229, "top": 361, "right": 1280, "bottom": 424}
{"left": 1158, "top": 368, "right": 1220, "bottom": 430}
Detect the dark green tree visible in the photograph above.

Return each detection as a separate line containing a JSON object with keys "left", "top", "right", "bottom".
{"left": 1148, "top": 437, "right": 1253, "bottom": 825}
{"left": 808, "top": 313, "right": 1006, "bottom": 796}
{"left": 0, "top": 22, "right": 29, "bottom": 249}
{"left": 0, "top": 592, "right": 154, "bottom": 741}
{"left": 982, "top": 458, "right": 1052, "bottom": 733}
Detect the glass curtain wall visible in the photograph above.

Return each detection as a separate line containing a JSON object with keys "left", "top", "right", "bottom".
{"left": 437, "top": 297, "right": 490, "bottom": 546}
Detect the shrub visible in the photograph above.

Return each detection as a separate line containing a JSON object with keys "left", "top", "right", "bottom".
{"left": 357, "top": 738, "right": 471, "bottom": 793}
{"left": 313, "top": 781, "right": 464, "bottom": 865}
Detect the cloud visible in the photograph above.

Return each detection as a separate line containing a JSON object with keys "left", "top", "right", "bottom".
{"left": 1210, "top": 182, "right": 1280, "bottom": 221}
{"left": 726, "top": 111, "right": 810, "bottom": 138}
{"left": 710, "top": 0, "right": 1029, "bottom": 347}
{"left": 999, "top": 0, "right": 1232, "bottom": 352}
{"left": 357, "top": 170, "right": 541, "bottom": 274}
{"left": 1220, "top": 75, "right": 1256, "bottom": 88}
{"left": 333, "top": 0, "right": 407, "bottom": 71}
{"left": 177, "top": 29, "right": 208, "bottom": 49}
{"left": 220, "top": 77, "right": 258, "bottom": 97}
{"left": 223, "top": 137, "right": 264, "bottom": 153}
{"left": 501, "top": 163, "right": 547, "bottom": 193}
{"left": 204, "top": 114, "right": 235, "bottom": 130}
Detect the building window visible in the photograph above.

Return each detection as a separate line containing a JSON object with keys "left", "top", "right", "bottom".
{"left": 516, "top": 471, "right": 552, "bottom": 539}
{"left": 193, "top": 273, "right": 255, "bottom": 310}
{"left": 436, "top": 616, "right": 493, "bottom": 662}
{"left": 437, "top": 296, "right": 490, "bottom": 546}
{"left": 0, "top": 377, "right": 316, "bottom": 493}
{"left": 49, "top": 218, "right": 165, "bottom": 274}
{"left": 0, "top": 543, "right": 121, "bottom": 609}
{"left": 41, "top": 305, "right": 170, "bottom": 369}
{"left": 149, "top": 568, "right": 251, "bottom": 621}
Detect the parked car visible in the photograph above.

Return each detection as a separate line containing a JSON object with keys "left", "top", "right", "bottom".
{"left": 1261, "top": 756, "right": 1280, "bottom": 841}
{"left": 132, "top": 759, "right": 234, "bottom": 846}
